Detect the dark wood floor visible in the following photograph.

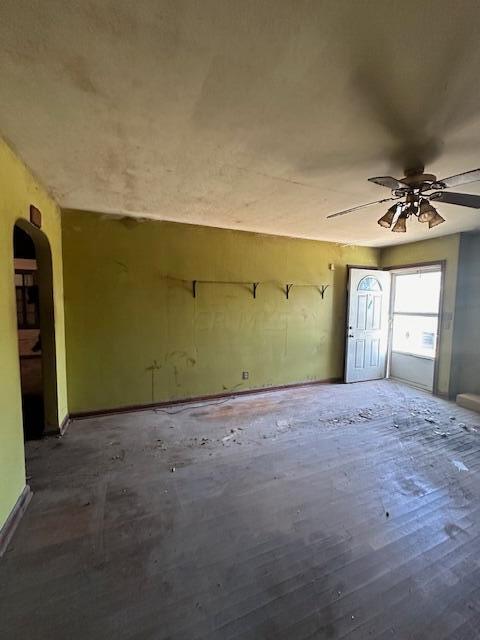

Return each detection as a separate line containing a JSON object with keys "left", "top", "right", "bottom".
{"left": 2, "top": 380, "right": 480, "bottom": 639}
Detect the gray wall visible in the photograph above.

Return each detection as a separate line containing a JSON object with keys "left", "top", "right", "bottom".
{"left": 450, "top": 232, "right": 480, "bottom": 397}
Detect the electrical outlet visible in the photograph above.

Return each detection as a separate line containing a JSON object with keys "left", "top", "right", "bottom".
{"left": 242, "top": 371, "right": 249, "bottom": 380}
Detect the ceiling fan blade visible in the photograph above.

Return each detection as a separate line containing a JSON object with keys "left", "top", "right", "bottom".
{"left": 326, "top": 197, "right": 397, "bottom": 219}
{"left": 368, "top": 176, "right": 408, "bottom": 190}
{"left": 430, "top": 191, "right": 480, "bottom": 209}
{"left": 436, "top": 168, "right": 480, "bottom": 188}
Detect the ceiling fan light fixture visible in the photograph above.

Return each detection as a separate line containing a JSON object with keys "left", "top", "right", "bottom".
{"left": 326, "top": 166, "right": 480, "bottom": 231}
{"left": 428, "top": 211, "right": 446, "bottom": 228}
{"left": 377, "top": 204, "right": 398, "bottom": 228}
{"left": 391, "top": 212, "right": 407, "bottom": 233}
{"left": 418, "top": 199, "right": 437, "bottom": 223}
{"left": 404, "top": 203, "right": 418, "bottom": 217}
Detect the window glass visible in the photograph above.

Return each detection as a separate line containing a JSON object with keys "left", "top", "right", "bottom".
{"left": 358, "top": 275, "right": 381, "bottom": 292}
{"left": 14, "top": 271, "right": 40, "bottom": 329}
{"left": 394, "top": 271, "right": 441, "bottom": 314}
{"left": 16, "top": 289, "right": 24, "bottom": 325}
{"left": 392, "top": 314, "right": 438, "bottom": 358}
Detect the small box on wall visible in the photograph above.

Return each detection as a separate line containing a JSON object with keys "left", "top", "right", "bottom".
{"left": 30, "top": 205, "right": 42, "bottom": 229}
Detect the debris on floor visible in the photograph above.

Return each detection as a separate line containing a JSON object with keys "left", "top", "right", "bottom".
{"left": 452, "top": 459, "right": 469, "bottom": 472}
{"left": 98, "top": 383, "right": 480, "bottom": 477}
{"left": 358, "top": 409, "right": 374, "bottom": 420}
{"left": 222, "top": 427, "right": 243, "bottom": 443}
{"left": 458, "top": 422, "right": 478, "bottom": 433}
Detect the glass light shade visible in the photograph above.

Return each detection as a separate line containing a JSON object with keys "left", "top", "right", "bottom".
{"left": 429, "top": 212, "right": 445, "bottom": 228}
{"left": 392, "top": 213, "right": 407, "bottom": 232}
{"left": 377, "top": 204, "right": 398, "bottom": 228}
{"left": 418, "top": 199, "right": 437, "bottom": 223}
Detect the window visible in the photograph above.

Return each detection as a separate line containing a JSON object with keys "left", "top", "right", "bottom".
{"left": 391, "top": 270, "right": 441, "bottom": 359}
{"left": 357, "top": 275, "right": 382, "bottom": 292}
{"left": 393, "top": 271, "right": 441, "bottom": 315}
{"left": 15, "top": 270, "right": 40, "bottom": 329}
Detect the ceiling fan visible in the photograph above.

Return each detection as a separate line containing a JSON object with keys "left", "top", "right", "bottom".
{"left": 327, "top": 167, "right": 480, "bottom": 232}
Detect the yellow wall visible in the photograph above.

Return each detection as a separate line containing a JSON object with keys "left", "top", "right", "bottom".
{"left": 62, "top": 211, "right": 379, "bottom": 413}
{"left": 380, "top": 234, "right": 460, "bottom": 396}
{"left": 0, "top": 139, "right": 68, "bottom": 529}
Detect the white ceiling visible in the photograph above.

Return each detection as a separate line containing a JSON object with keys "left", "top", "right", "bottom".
{"left": 1, "top": 1, "right": 480, "bottom": 246}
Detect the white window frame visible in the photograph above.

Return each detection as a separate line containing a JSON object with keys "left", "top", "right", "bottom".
{"left": 386, "top": 263, "right": 444, "bottom": 387}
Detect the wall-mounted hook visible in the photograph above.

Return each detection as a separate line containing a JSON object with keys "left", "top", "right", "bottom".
{"left": 285, "top": 284, "right": 293, "bottom": 299}
{"left": 192, "top": 280, "right": 197, "bottom": 298}
{"left": 252, "top": 282, "right": 259, "bottom": 299}
{"left": 319, "top": 284, "right": 329, "bottom": 299}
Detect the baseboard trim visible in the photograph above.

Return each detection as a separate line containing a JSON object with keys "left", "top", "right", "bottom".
{"left": 43, "top": 413, "right": 70, "bottom": 437}
{"left": 389, "top": 376, "right": 432, "bottom": 393}
{"left": 59, "top": 413, "right": 70, "bottom": 435}
{"left": 0, "top": 485, "right": 32, "bottom": 558}
{"left": 70, "top": 378, "right": 342, "bottom": 420}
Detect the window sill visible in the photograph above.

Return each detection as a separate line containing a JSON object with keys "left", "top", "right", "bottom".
{"left": 391, "top": 350, "right": 435, "bottom": 361}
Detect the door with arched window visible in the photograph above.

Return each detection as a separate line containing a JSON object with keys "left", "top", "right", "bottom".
{"left": 345, "top": 268, "right": 391, "bottom": 383}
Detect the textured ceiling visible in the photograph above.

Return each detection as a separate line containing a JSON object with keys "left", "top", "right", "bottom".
{"left": 1, "top": 1, "right": 480, "bottom": 246}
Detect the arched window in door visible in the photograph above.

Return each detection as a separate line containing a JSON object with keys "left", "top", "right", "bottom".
{"left": 357, "top": 275, "right": 382, "bottom": 292}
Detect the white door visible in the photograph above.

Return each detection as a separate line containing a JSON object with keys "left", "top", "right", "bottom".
{"left": 345, "top": 268, "right": 391, "bottom": 383}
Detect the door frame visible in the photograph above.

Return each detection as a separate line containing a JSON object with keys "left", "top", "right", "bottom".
{"left": 13, "top": 219, "right": 59, "bottom": 433}
{"left": 383, "top": 260, "right": 446, "bottom": 396}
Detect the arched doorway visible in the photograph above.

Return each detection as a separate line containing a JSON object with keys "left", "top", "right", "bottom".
{"left": 13, "top": 220, "right": 58, "bottom": 439}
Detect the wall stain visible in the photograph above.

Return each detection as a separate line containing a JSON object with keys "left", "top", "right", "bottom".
{"left": 115, "top": 260, "right": 128, "bottom": 272}
{"left": 145, "top": 360, "right": 161, "bottom": 402}
{"left": 444, "top": 522, "right": 469, "bottom": 539}
{"left": 63, "top": 55, "right": 100, "bottom": 96}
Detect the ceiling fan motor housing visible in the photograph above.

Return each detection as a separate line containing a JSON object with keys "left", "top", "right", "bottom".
{"left": 393, "top": 173, "right": 438, "bottom": 197}
{"left": 401, "top": 172, "right": 437, "bottom": 187}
